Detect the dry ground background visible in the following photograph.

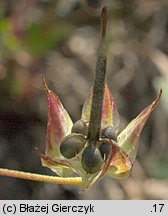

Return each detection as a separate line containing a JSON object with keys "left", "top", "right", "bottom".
{"left": 0, "top": 0, "right": 168, "bottom": 199}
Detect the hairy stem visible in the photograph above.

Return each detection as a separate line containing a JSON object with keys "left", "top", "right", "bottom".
{"left": 0, "top": 168, "right": 82, "bottom": 185}
{"left": 88, "top": 7, "right": 107, "bottom": 143}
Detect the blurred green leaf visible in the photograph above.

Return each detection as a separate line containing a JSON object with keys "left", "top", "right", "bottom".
{"left": 0, "top": 19, "right": 20, "bottom": 59}
{"left": 150, "top": 155, "right": 168, "bottom": 179}
{"left": 25, "top": 23, "right": 68, "bottom": 55}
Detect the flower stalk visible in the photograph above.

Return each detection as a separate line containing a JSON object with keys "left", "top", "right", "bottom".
{"left": 0, "top": 168, "right": 82, "bottom": 185}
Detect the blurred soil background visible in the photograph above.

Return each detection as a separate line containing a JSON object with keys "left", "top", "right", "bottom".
{"left": 0, "top": 0, "right": 168, "bottom": 199}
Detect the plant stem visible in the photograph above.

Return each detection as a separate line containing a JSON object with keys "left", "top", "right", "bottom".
{"left": 88, "top": 7, "right": 107, "bottom": 143}
{"left": 0, "top": 168, "right": 82, "bottom": 185}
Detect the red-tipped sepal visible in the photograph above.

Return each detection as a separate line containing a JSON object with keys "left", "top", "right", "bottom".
{"left": 43, "top": 77, "right": 73, "bottom": 159}
{"left": 117, "top": 90, "right": 162, "bottom": 161}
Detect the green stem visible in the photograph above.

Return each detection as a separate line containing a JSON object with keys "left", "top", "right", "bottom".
{"left": 88, "top": 7, "right": 107, "bottom": 143}
{"left": 0, "top": 168, "right": 82, "bottom": 185}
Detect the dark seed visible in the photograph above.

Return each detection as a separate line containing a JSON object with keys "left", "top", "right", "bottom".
{"left": 99, "top": 141, "right": 112, "bottom": 161}
{"left": 81, "top": 145, "right": 102, "bottom": 174}
{"left": 101, "top": 126, "right": 117, "bottom": 141}
{"left": 71, "top": 120, "right": 88, "bottom": 136}
{"left": 60, "top": 133, "right": 86, "bottom": 159}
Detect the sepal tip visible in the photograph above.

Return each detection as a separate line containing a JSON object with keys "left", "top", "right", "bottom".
{"left": 42, "top": 75, "right": 50, "bottom": 94}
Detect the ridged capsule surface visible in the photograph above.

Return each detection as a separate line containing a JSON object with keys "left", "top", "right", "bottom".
{"left": 99, "top": 141, "right": 112, "bottom": 161}
{"left": 101, "top": 126, "right": 117, "bottom": 141}
{"left": 81, "top": 145, "right": 102, "bottom": 174}
{"left": 60, "top": 133, "right": 86, "bottom": 159}
{"left": 71, "top": 120, "right": 88, "bottom": 136}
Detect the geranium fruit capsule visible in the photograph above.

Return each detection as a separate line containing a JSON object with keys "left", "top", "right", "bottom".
{"left": 81, "top": 145, "right": 102, "bottom": 174}
{"left": 99, "top": 141, "right": 112, "bottom": 161}
{"left": 60, "top": 133, "right": 86, "bottom": 159}
{"left": 101, "top": 126, "right": 117, "bottom": 141}
{"left": 71, "top": 120, "right": 88, "bottom": 136}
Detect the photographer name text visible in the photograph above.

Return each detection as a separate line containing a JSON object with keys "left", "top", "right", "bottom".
{"left": 2, "top": 203, "right": 95, "bottom": 215}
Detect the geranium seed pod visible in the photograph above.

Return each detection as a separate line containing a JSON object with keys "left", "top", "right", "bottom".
{"left": 71, "top": 120, "right": 88, "bottom": 136}
{"left": 101, "top": 126, "right": 117, "bottom": 141}
{"left": 81, "top": 145, "right": 102, "bottom": 174}
{"left": 99, "top": 141, "right": 112, "bottom": 161}
{"left": 60, "top": 133, "right": 86, "bottom": 159}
